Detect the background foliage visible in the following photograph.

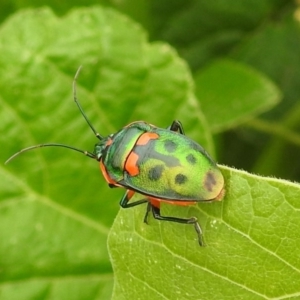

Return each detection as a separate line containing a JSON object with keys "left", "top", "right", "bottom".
{"left": 0, "top": 1, "right": 300, "bottom": 300}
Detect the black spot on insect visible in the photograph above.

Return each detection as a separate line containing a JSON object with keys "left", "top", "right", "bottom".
{"left": 175, "top": 173, "right": 188, "bottom": 185}
{"left": 186, "top": 153, "right": 196, "bottom": 165}
{"left": 148, "top": 165, "right": 164, "bottom": 181}
{"left": 204, "top": 171, "right": 217, "bottom": 192}
{"left": 164, "top": 140, "right": 177, "bottom": 152}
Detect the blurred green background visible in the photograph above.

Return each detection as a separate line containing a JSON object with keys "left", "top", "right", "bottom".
{"left": 1, "top": 0, "right": 300, "bottom": 181}
{"left": 0, "top": 1, "right": 300, "bottom": 300}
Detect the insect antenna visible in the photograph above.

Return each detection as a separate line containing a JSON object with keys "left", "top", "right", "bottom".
{"left": 73, "top": 66, "right": 103, "bottom": 140}
{"left": 5, "top": 67, "right": 104, "bottom": 164}
{"left": 5, "top": 143, "right": 96, "bottom": 165}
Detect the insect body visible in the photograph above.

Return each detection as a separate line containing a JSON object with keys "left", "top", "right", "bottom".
{"left": 6, "top": 68, "right": 225, "bottom": 246}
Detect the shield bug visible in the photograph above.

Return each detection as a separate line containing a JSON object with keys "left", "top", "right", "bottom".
{"left": 6, "top": 67, "right": 225, "bottom": 246}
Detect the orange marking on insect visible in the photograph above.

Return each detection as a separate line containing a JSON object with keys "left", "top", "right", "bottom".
{"left": 215, "top": 187, "right": 226, "bottom": 201}
{"left": 166, "top": 200, "right": 196, "bottom": 206}
{"left": 136, "top": 132, "right": 159, "bottom": 146}
{"left": 148, "top": 196, "right": 196, "bottom": 207}
{"left": 125, "top": 152, "right": 140, "bottom": 176}
{"left": 126, "top": 190, "right": 135, "bottom": 202}
{"left": 105, "top": 138, "right": 113, "bottom": 146}
{"left": 100, "top": 160, "right": 117, "bottom": 185}
{"left": 149, "top": 197, "right": 161, "bottom": 209}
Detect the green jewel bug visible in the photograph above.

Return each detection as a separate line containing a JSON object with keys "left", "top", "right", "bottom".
{"left": 6, "top": 67, "right": 225, "bottom": 246}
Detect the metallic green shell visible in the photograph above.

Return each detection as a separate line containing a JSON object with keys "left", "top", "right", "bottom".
{"left": 101, "top": 124, "right": 145, "bottom": 182}
{"left": 101, "top": 122, "right": 224, "bottom": 201}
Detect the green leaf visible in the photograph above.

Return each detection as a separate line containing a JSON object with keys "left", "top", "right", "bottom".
{"left": 232, "top": 17, "right": 300, "bottom": 179}
{"left": 2, "top": 5, "right": 297, "bottom": 300}
{"left": 151, "top": 0, "right": 288, "bottom": 71}
{"left": 194, "top": 59, "right": 281, "bottom": 132}
{"left": 108, "top": 166, "right": 300, "bottom": 299}
{"left": 0, "top": 6, "right": 208, "bottom": 299}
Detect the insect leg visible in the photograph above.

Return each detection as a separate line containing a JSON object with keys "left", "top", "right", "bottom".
{"left": 119, "top": 190, "right": 148, "bottom": 208}
{"left": 143, "top": 202, "right": 152, "bottom": 224}
{"left": 168, "top": 120, "right": 185, "bottom": 135}
{"left": 150, "top": 203, "right": 205, "bottom": 246}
